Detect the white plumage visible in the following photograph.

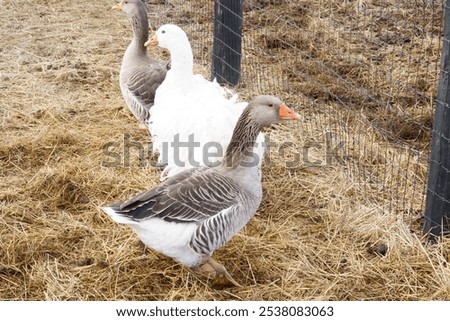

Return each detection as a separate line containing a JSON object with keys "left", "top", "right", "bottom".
{"left": 145, "top": 24, "right": 265, "bottom": 180}
{"left": 103, "top": 205, "right": 202, "bottom": 266}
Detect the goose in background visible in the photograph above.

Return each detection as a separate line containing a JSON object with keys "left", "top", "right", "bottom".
{"left": 112, "top": 0, "right": 167, "bottom": 127}
{"left": 102, "top": 95, "right": 299, "bottom": 287}
{"left": 145, "top": 24, "right": 265, "bottom": 180}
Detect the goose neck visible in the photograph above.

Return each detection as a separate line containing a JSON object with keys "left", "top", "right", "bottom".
{"left": 222, "top": 108, "right": 262, "bottom": 170}
{"left": 168, "top": 44, "right": 194, "bottom": 77}
{"left": 129, "top": 13, "right": 148, "bottom": 56}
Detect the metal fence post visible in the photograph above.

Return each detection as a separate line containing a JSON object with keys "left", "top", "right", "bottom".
{"left": 423, "top": 0, "right": 450, "bottom": 237}
{"left": 212, "top": 0, "right": 243, "bottom": 86}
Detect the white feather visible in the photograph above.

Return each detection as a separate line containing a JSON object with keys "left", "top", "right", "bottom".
{"left": 102, "top": 206, "right": 203, "bottom": 267}
{"left": 148, "top": 24, "right": 265, "bottom": 180}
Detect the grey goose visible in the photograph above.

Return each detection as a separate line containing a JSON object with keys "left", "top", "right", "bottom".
{"left": 102, "top": 95, "right": 299, "bottom": 287}
{"left": 113, "top": 0, "right": 167, "bottom": 126}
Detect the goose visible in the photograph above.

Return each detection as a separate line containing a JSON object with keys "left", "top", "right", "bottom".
{"left": 101, "top": 95, "right": 300, "bottom": 287}
{"left": 144, "top": 24, "right": 265, "bottom": 180}
{"left": 113, "top": 0, "right": 167, "bottom": 127}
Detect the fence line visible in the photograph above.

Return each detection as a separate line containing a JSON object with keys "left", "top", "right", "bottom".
{"left": 149, "top": 0, "right": 447, "bottom": 235}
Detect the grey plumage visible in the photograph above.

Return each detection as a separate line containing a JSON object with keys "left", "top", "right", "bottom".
{"left": 115, "top": 0, "right": 167, "bottom": 124}
{"left": 107, "top": 166, "right": 259, "bottom": 256}
{"left": 102, "top": 95, "right": 300, "bottom": 286}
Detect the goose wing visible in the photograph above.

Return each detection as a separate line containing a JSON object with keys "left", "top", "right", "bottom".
{"left": 127, "top": 62, "right": 167, "bottom": 104}
{"left": 106, "top": 167, "right": 241, "bottom": 224}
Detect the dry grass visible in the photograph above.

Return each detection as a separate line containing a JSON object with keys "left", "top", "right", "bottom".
{"left": 1, "top": 0, "right": 449, "bottom": 300}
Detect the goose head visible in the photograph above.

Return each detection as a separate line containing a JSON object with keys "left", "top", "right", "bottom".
{"left": 248, "top": 95, "right": 300, "bottom": 128}
{"left": 112, "top": 0, "right": 147, "bottom": 17}
{"left": 145, "top": 24, "right": 189, "bottom": 50}
{"left": 223, "top": 95, "right": 299, "bottom": 169}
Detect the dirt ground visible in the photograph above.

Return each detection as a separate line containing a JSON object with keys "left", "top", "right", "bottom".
{"left": 1, "top": 0, "right": 449, "bottom": 300}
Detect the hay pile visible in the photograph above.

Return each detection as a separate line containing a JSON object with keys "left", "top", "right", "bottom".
{"left": 1, "top": 0, "right": 449, "bottom": 300}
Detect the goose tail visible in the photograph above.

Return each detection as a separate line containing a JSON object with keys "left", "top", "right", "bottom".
{"left": 100, "top": 204, "right": 135, "bottom": 225}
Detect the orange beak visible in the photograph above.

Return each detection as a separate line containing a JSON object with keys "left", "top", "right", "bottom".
{"left": 144, "top": 34, "right": 158, "bottom": 47}
{"left": 279, "top": 103, "right": 300, "bottom": 121}
{"left": 112, "top": 1, "right": 123, "bottom": 10}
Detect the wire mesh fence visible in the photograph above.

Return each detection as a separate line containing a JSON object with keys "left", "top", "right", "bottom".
{"left": 148, "top": 0, "right": 447, "bottom": 234}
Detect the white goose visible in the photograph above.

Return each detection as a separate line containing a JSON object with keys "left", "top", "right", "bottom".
{"left": 113, "top": 0, "right": 167, "bottom": 126}
{"left": 145, "top": 24, "right": 265, "bottom": 180}
{"left": 102, "top": 95, "right": 299, "bottom": 287}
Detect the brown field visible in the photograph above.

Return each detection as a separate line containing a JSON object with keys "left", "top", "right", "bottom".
{"left": 1, "top": 0, "right": 449, "bottom": 300}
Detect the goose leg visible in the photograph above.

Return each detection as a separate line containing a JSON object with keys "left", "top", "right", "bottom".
{"left": 202, "top": 257, "right": 242, "bottom": 287}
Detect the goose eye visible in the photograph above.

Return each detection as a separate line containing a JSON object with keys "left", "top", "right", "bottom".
{"left": 268, "top": 104, "right": 274, "bottom": 108}
{"left": 161, "top": 30, "right": 166, "bottom": 34}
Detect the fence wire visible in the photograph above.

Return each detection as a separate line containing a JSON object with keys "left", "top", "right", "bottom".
{"left": 148, "top": 0, "right": 446, "bottom": 228}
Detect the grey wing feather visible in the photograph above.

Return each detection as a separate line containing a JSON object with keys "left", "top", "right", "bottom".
{"left": 190, "top": 207, "right": 239, "bottom": 256}
{"left": 108, "top": 167, "right": 240, "bottom": 224}
{"left": 123, "top": 62, "right": 167, "bottom": 123}
{"left": 127, "top": 63, "right": 167, "bottom": 107}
